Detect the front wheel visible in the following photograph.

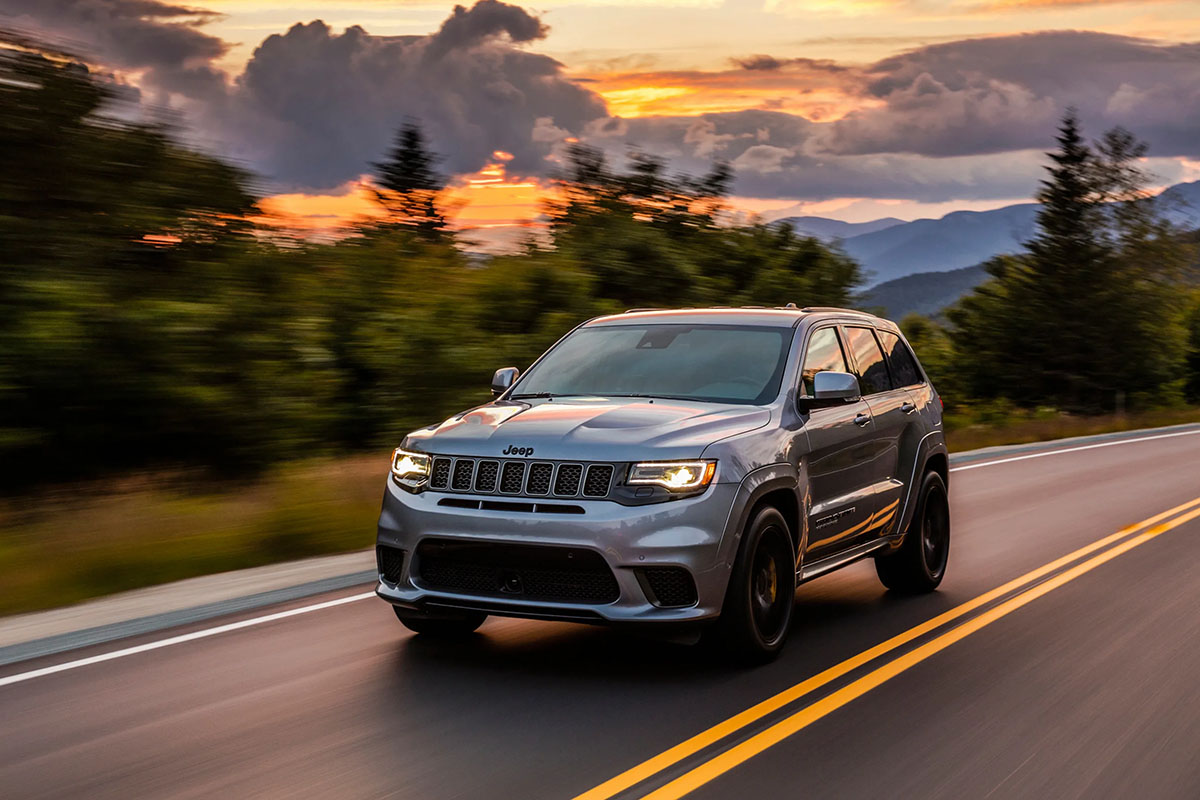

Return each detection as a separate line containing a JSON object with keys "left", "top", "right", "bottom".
{"left": 875, "top": 470, "right": 950, "bottom": 593}
{"left": 709, "top": 506, "right": 796, "bottom": 664}
{"left": 393, "top": 607, "right": 487, "bottom": 636}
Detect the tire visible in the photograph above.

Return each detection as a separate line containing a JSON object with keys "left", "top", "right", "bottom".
{"left": 709, "top": 506, "right": 796, "bottom": 664}
{"left": 875, "top": 469, "right": 950, "bottom": 593}
{"left": 393, "top": 606, "right": 487, "bottom": 636}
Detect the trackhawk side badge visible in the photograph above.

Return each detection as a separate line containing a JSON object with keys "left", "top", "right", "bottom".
{"left": 814, "top": 507, "right": 856, "bottom": 529}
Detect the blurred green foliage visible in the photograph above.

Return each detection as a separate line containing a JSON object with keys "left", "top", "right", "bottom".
{"left": 0, "top": 41, "right": 862, "bottom": 489}
{"left": 920, "top": 114, "right": 1199, "bottom": 415}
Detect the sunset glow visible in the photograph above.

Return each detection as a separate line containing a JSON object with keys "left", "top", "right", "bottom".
{"left": 17, "top": 0, "right": 1196, "bottom": 237}
{"left": 258, "top": 155, "right": 550, "bottom": 238}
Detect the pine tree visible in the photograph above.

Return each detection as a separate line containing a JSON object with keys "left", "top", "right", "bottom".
{"left": 949, "top": 112, "right": 1192, "bottom": 411}
{"left": 371, "top": 121, "right": 448, "bottom": 237}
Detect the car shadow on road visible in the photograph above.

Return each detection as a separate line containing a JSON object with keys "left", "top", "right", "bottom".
{"left": 364, "top": 565, "right": 960, "bottom": 784}
{"left": 385, "top": 563, "right": 952, "bottom": 686}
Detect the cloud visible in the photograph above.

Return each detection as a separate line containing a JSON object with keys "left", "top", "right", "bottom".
{"left": 1, "top": 0, "right": 607, "bottom": 191}
{"left": 424, "top": 0, "right": 547, "bottom": 60}
{"left": 732, "top": 54, "right": 784, "bottom": 71}
{"left": 207, "top": 8, "right": 606, "bottom": 190}
{"left": 581, "top": 109, "right": 1052, "bottom": 201}
{"left": 732, "top": 144, "right": 792, "bottom": 174}
{"left": 731, "top": 54, "right": 848, "bottom": 74}
{"left": 827, "top": 31, "right": 1200, "bottom": 158}
{"left": 0, "top": 0, "right": 229, "bottom": 98}
{"left": 6, "top": 2, "right": 1199, "bottom": 206}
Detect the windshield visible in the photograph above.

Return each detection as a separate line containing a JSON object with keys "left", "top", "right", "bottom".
{"left": 511, "top": 324, "right": 792, "bottom": 405}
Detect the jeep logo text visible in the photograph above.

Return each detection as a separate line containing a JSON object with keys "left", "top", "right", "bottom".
{"left": 502, "top": 445, "right": 534, "bottom": 456}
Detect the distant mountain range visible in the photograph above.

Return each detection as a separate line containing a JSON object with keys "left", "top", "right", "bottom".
{"left": 783, "top": 216, "right": 905, "bottom": 241}
{"left": 859, "top": 265, "right": 989, "bottom": 321}
{"left": 779, "top": 179, "right": 1200, "bottom": 291}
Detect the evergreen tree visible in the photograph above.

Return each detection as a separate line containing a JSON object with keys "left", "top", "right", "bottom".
{"left": 371, "top": 121, "right": 448, "bottom": 237}
{"left": 948, "top": 112, "right": 1193, "bottom": 411}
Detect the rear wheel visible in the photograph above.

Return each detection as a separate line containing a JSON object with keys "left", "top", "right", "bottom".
{"left": 875, "top": 470, "right": 950, "bottom": 593}
{"left": 393, "top": 607, "right": 487, "bottom": 636}
{"left": 709, "top": 506, "right": 796, "bottom": 664}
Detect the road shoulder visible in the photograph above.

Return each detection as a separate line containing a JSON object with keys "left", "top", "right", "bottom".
{"left": 3, "top": 420, "right": 1197, "bottom": 667}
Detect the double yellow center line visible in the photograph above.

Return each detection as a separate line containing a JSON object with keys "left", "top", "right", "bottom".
{"left": 574, "top": 495, "right": 1200, "bottom": 800}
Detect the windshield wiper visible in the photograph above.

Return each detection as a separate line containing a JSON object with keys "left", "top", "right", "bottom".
{"left": 509, "top": 392, "right": 586, "bottom": 399}
{"left": 604, "top": 393, "right": 691, "bottom": 401}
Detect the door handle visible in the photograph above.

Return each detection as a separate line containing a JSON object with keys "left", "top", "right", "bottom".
{"left": 854, "top": 413, "right": 871, "bottom": 426}
{"left": 900, "top": 402, "right": 916, "bottom": 414}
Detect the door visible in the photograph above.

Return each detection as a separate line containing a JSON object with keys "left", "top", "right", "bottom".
{"left": 842, "top": 326, "right": 914, "bottom": 542}
{"left": 797, "top": 326, "right": 880, "bottom": 561}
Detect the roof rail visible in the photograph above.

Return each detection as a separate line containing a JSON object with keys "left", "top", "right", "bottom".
{"left": 800, "top": 306, "right": 872, "bottom": 315}
{"left": 623, "top": 307, "right": 667, "bottom": 313}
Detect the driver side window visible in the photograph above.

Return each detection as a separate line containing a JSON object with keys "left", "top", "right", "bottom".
{"left": 800, "top": 327, "right": 849, "bottom": 397}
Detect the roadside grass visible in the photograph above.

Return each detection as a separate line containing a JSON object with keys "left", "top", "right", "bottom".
{"left": 0, "top": 457, "right": 386, "bottom": 616}
{"left": 3, "top": 406, "right": 1199, "bottom": 617}
{"left": 944, "top": 406, "right": 1200, "bottom": 452}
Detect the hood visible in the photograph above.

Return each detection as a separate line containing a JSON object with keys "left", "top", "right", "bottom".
{"left": 404, "top": 397, "right": 771, "bottom": 462}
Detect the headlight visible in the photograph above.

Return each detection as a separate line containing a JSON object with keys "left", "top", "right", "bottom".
{"left": 628, "top": 460, "right": 716, "bottom": 492}
{"left": 391, "top": 447, "right": 431, "bottom": 489}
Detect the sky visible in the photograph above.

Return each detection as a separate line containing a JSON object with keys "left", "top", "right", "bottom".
{"left": 3, "top": 0, "right": 1200, "bottom": 237}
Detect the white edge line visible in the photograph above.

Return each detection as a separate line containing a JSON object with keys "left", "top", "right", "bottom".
{"left": 0, "top": 591, "right": 376, "bottom": 689}
{"left": 5, "top": 427, "right": 1198, "bottom": 688}
{"left": 950, "top": 428, "right": 1200, "bottom": 473}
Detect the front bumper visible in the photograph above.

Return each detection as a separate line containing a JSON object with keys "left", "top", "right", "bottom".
{"left": 375, "top": 478, "right": 742, "bottom": 624}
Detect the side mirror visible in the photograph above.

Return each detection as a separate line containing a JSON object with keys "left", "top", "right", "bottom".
{"left": 491, "top": 367, "right": 519, "bottom": 397}
{"left": 812, "top": 370, "right": 861, "bottom": 403}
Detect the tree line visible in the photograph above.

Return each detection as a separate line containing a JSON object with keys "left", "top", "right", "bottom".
{"left": 904, "top": 113, "right": 1200, "bottom": 416}
{"left": 2, "top": 33, "right": 1198, "bottom": 490}
{"left": 0, "top": 36, "right": 861, "bottom": 488}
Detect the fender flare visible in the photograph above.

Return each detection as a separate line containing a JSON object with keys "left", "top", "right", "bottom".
{"left": 894, "top": 430, "right": 949, "bottom": 539}
{"left": 716, "top": 462, "right": 807, "bottom": 572}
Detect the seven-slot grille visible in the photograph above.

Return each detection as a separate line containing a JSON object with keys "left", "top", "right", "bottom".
{"left": 427, "top": 456, "right": 616, "bottom": 499}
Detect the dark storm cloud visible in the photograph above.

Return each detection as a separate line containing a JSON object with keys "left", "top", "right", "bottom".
{"left": 425, "top": 0, "right": 547, "bottom": 58}
{"left": 6, "top": 0, "right": 1198, "bottom": 203}
{"left": 587, "top": 31, "right": 1200, "bottom": 202}
{"left": 825, "top": 31, "right": 1200, "bottom": 158}
{"left": 0, "top": 0, "right": 606, "bottom": 190}
{"left": 582, "top": 110, "right": 1049, "bottom": 202}
{"left": 214, "top": 4, "right": 606, "bottom": 190}
{"left": 0, "top": 0, "right": 228, "bottom": 97}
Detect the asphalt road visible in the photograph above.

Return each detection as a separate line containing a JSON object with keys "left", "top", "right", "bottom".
{"left": 3, "top": 429, "right": 1200, "bottom": 800}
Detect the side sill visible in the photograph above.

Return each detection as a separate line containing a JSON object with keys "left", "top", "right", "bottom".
{"left": 798, "top": 539, "right": 891, "bottom": 583}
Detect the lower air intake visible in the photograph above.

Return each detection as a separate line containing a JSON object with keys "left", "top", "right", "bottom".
{"left": 641, "top": 567, "right": 698, "bottom": 607}
{"left": 377, "top": 545, "right": 406, "bottom": 584}
{"left": 416, "top": 539, "right": 619, "bottom": 604}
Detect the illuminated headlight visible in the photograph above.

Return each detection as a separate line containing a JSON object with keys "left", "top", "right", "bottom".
{"left": 628, "top": 460, "right": 716, "bottom": 492}
{"left": 391, "top": 447, "right": 431, "bottom": 489}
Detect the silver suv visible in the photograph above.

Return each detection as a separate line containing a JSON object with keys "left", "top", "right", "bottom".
{"left": 376, "top": 306, "right": 950, "bottom": 661}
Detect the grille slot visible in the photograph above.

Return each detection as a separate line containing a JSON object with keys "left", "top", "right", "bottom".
{"left": 430, "top": 458, "right": 452, "bottom": 490}
{"left": 500, "top": 461, "right": 526, "bottom": 493}
{"left": 451, "top": 459, "right": 475, "bottom": 491}
{"left": 426, "top": 455, "right": 617, "bottom": 500}
{"left": 554, "top": 464, "right": 583, "bottom": 496}
{"left": 641, "top": 567, "right": 698, "bottom": 607}
{"left": 583, "top": 465, "right": 614, "bottom": 497}
{"left": 526, "top": 463, "right": 553, "bottom": 495}
{"left": 416, "top": 539, "right": 619, "bottom": 604}
{"left": 474, "top": 460, "right": 499, "bottom": 492}
{"left": 376, "top": 545, "right": 406, "bottom": 584}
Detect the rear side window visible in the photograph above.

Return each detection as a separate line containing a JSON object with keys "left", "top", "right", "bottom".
{"left": 878, "top": 331, "right": 923, "bottom": 388}
{"left": 800, "top": 327, "right": 848, "bottom": 397}
{"left": 844, "top": 327, "right": 891, "bottom": 395}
